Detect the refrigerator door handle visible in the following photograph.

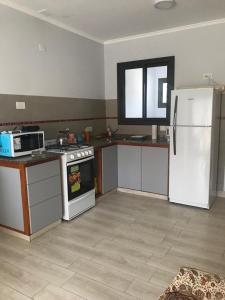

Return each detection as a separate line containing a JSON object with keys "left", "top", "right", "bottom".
{"left": 173, "top": 95, "right": 178, "bottom": 155}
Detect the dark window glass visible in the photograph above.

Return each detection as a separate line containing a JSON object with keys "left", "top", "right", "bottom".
{"left": 117, "top": 56, "right": 175, "bottom": 125}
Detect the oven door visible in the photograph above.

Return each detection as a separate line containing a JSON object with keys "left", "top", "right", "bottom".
{"left": 67, "top": 156, "right": 94, "bottom": 201}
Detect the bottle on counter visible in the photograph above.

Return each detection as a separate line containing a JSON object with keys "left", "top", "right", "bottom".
{"left": 107, "top": 127, "right": 112, "bottom": 139}
{"left": 152, "top": 125, "right": 158, "bottom": 141}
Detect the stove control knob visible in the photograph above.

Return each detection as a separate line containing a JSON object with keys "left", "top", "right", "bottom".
{"left": 81, "top": 152, "right": 85, "bottom": 157}
{"left": 88, "top": 150, "right": 92, "bottom": 155}
{"left": 70, "top": 154, "right": 75, "bottom": 160}
{"left": 85, "top": 151, "right": 89, "bottom": 155}
{"left": 77, "top": 153, "right": 81, "bottom": 158}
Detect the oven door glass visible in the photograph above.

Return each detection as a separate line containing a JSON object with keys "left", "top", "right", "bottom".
{"left": 67, "top": 158, "right": 94, "bottom": 201}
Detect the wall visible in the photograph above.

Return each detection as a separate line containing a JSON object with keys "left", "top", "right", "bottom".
{"left": 0, "top": 5, "right": 106, "bottom": 137}
{"left": 0, "top": 94, "right": 106, "bottom": 139}
{"left": 0, "top": 4, "right": 104, "bottom": 99}
{"left": 104, "top": 23, "right": 225, "bottom": 99}
{"left": 104, "top": 23, "right": 225, "bottom": 192}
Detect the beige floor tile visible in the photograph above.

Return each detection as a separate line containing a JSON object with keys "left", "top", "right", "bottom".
{"left": 34, "top": 284, "right": 85, "bottom": 300}
{"left": 0, "top": 243, "right": 26, "bottom": 265}
{"left": 45, "top": 225, "right": 103, "bottom": 247}
{"left": 0, "top": 281, "right": 30, "bottom": 300}
{"left": 69, "top": 257, "right": 134, "bottom": 292}
{"left": 24, "top": 242, "right": 77, "bottom": 268}
{"left": 95, "top": 238, "right": 152, "bottom": 262}
{"left": 90, "top": 249, "right": 155, "bottom": 281}
{"left": 63, "top": 273, "right": 137, "bottom": 300}
{"left": 161, "top": 234, "right": 225, "bottom": 256}
{"left": 17, "top": 255, "right": 74, "bottom": 286}
{"left": 0, "top": 260, "right": 47, "bottom": 297}
{"left": 149, "top": 268, "right": 176, "bottom": 289}
{"left": 126, "top": 279, "right": 164, "bottom": 300}
{"left": 166, "top": 248, "right": 225, "bottom": 275}
{"left": 1, "top": 191, "right": 225, "bottom": 299}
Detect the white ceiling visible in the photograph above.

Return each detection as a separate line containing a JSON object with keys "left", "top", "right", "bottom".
{"left": 2, "top": 0, "right": 225, "bottom": 43}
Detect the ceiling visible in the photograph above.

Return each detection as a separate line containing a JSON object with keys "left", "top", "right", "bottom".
{"left": 2, "top": 0, "right": 225, "bottom": 43}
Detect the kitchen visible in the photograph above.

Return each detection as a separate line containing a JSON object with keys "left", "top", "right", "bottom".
{"left": 0, "top": 1, "right": 225, "bottom": 299}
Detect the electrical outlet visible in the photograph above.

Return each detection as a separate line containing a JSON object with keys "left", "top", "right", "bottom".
{"left": 16, "top": 102, "right": 26, "bottom": 110}
{"left": 85, "top": 126, "right": 93, "bottom": 132}
{"left": 203, "top": 73, "right": 213, "bottom": 80}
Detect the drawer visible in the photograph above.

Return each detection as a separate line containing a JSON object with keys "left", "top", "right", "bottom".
{"left": 27, "top": 175, "right": 61, "bottom": 207}
{"left": 26, "top": 160, "right": 60, "bottom": 184}
{"left": 29, "top": 195, "right": 62, "bottom": 234}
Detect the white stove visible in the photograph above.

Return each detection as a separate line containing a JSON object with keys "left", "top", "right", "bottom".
{"left": 47, "top": 143, "right": 95, "bottom": 220}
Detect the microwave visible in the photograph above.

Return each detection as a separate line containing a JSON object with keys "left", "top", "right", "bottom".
{"left": 0, "top": 131, "right": 45, "bottom": 157}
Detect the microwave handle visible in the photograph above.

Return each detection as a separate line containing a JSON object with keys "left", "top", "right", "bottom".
{"left": 67, "top": 156, "right": 94, "bottom": 166}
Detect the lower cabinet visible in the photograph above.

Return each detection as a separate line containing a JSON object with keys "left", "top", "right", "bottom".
{"left": 141, "top": 147, "right": 168, "bottom": 195}
{"left": 0, "top": 159, "right": 62, "bottom": 237}
{"left": 102, "top": 145, "right": 118, "bottom": 194}
{"left": 118, "top": 145, "right": 142, "bottom": 190}
{"left": 104, "top": 144, "right": 169, "bottom": 196}
{"left": 0, "top": 167, "right": 24, "bottom": 232}
{"left": 26, "top": 160, "right": 62, "bottom": 234}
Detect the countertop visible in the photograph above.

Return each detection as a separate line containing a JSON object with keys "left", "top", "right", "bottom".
{"left": 0, "top": 152, "right": 62, "bottom": 168}
{"left": 0, "top": 135, "right": 169, "bottom": 167}
{"left": 91, "top": 135, "right": 169, "bottom": 150}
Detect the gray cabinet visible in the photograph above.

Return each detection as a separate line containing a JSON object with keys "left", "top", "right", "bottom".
{"left": 26, "top": 160, "right": 62, "bottom": 234}
{"left": 102, "top": 145, "right": 118, "bottom": 194}
{"left": 118, "top": 145, "right": 141, "bottom": 190}
{"left": 141, "top": 147, "right": 168, "bottom": 195}
{"left": 0, "top": 167, "right": 24, "bottom": 231}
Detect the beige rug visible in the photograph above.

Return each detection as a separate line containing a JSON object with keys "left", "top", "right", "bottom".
{"left": 159, "top": 267, "right": 225, "bottom": 300}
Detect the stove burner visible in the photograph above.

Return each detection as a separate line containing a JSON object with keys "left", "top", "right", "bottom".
{"left": 46, "top": 144, "right": 89, "bottom": 152}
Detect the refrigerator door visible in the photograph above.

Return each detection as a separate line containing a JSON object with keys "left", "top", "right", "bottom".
{"left": 169, "top": 126, "right": 211, "bottom": 208}
{"left": 170, "top": 88, "right": 214, "bottom": 126}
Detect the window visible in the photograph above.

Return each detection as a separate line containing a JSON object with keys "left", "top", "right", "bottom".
{"left": 117, "top": 56, "right": 175, "bottom": 125}
{"left": 158, "top": 78, "right": 168, "bottom": 108}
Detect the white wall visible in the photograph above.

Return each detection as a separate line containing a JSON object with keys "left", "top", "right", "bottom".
{"left": 0, "top": 4, "right": 104, "bottom": 99}
{"left": 104, "top": 23, "right": 225, "bottom": 99}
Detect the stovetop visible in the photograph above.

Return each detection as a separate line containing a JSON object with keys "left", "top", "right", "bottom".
{"left": 46, "top": 143, "right": 94, "bottom": 162}
{"left": 46, "top": 144, "right": 89, "bottom": 153}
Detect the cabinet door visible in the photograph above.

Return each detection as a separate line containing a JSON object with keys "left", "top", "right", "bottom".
{"left": 0, "top": 167, "right": 24, "bottom": 231}
{"left": 141, "top": 147, "right": 168, "bottom": 195}
{"left": 102, "top": 145, "right": 118, "bottom": 194}
{"left": 118, "top": 145, "right": 141, "bottom": 190}
{"left": 29, "top": 195, "right": 62, "bottom": 233}
{"left": 26, "top": 160, "right": 62, "bottom": 234}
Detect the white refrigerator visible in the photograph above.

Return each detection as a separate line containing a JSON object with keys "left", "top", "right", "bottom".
{"left": 169, "top": 88, "right": 221, "bottom": 209}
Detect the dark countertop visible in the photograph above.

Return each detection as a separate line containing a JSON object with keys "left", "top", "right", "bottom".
{"left": 91, "top": 135, "right": 169, "bottom": 150}
{"left": 0, "top": 152, "right": 62, "bottom": 168}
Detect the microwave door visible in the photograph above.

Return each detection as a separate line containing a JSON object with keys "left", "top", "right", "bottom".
{"left": 14, "top": 133, "right": 44, "bottom": 153}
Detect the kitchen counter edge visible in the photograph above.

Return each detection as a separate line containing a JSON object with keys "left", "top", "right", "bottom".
{"left": 0, "top": 152, "right": 62, "bottom": 168}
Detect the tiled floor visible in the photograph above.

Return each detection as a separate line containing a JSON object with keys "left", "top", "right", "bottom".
{"left": 0, "top": 191, "right": 225, "bottom": 300}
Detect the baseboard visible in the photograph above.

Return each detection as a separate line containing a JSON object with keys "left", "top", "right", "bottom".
{"left": 30, "top": 220, "right": 61, "bottom": 241}
{"left": 117, "top": 188, "right": 168, "bottom": 200}
{"left": 0, "top": 220, "right": 62, "bottom": 242}
{"left": 0, "top": 226, "right": 31, "bottom": 241}
{"left": 217, "top": 191, "right": 225, "bottom": 198}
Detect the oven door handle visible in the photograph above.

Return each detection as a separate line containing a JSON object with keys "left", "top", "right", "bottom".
{"left": 67, "top": 155, "right": 94, "bottom": 166}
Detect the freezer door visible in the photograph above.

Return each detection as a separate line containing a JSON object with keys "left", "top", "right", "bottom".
{"left": 169, "top": 126, "right": 211, "bottom": 208}
{"left": 170, "top": 88, "right": 214, "bottom": 126}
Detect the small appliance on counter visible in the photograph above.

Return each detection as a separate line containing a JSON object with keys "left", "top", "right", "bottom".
{"left": 0, "top": 131, "right": 45, "bottom": 157}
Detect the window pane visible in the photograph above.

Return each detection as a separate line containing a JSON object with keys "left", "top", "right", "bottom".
{"left": 147, "top": 66, "right": 167, "bottom": 118}
{"left": 162, "top": 83, "right": 168, "bottom": 103}
{"left": 125, "top": 68, "right": 143, "bottom": 118}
